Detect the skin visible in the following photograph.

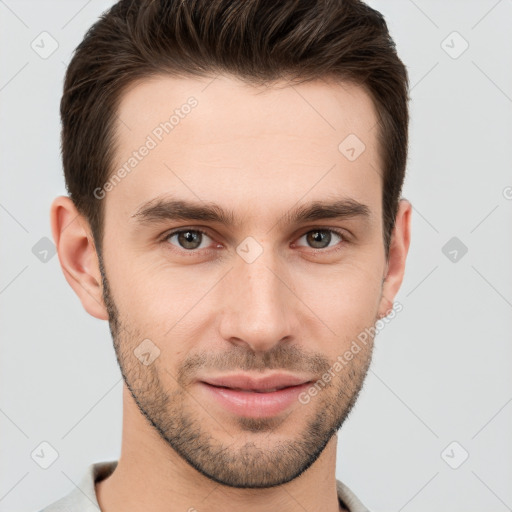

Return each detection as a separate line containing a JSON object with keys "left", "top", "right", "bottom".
{"left": 50, "top": 74, "right": 411, "bottom": 512}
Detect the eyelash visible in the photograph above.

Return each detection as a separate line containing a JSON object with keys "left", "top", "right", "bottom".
{"left": 160, "top": 227, "right": 349, "bottom": 257}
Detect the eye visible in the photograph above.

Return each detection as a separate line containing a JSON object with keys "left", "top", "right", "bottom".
{"left": 294, "top": 228, "right": 345, "bottom": 250}
{"left": 160, "top": 227, "right": 347, "bottom": 256}
{"left": 164, "top": 229, "right": 214, "bottom": 251}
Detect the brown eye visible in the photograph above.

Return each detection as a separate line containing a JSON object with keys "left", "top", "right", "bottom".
{"left": 165, "top": 229, "right": 212, "bottom": 250}
{"left": 296, "top": 229, "right": 344, "bottom": 250}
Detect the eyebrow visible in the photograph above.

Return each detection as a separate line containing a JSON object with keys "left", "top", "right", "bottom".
{"left": 131, "top": 195, "right": 371, "bottom": 229}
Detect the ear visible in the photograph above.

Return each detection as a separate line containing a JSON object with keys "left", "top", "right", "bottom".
{"left": 50, "top": 196, "right": 109, "bottom": 320}
{"left": 378, "top": 198, "right": 412, "bottom": 318}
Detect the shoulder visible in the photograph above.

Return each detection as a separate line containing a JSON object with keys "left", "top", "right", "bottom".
{"left": 38, "top": 460, "right": 118, "bottom": 512}
{"left": 336, "top": 479, "right": 372, "bottom": 512}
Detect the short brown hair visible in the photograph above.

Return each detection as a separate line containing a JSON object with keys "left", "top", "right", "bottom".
{"left": 61, "top": 0, "right": 409, "bottom": 258}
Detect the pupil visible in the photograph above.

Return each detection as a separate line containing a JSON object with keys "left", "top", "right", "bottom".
{"left": 308, "top": 230, "right": 330, "bottom": 248}
{"left": 180, "top": 230, "right": 200, "bottom": 249}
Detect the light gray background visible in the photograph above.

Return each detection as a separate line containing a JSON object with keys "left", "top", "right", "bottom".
{"left": 1, "top": 1, "right": 511, "bottom": 511}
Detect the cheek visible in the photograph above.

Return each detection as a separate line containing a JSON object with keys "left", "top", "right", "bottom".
{"left": 107, "top": 237, "right": 384, "bottom": 343}
{"left": 299, "top": 261, "right": 383, "bottom": 341}
{"left": 108, "top": 258, "right": 210, "bottom": 354}
{"left": 106, "top": 250, "right": 185, "bottom": 312}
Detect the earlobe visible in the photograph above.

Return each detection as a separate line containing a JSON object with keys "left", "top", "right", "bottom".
{"left": 378, "top": 198, "right": 412, "bottom": 318}
{"left": 50, "top": 196, "right": 109, "bottom": 320}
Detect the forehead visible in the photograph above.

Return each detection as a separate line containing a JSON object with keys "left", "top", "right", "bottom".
{"left": 107, "top": 74, "right": 382, "bottom": 226}
{"left": 116, "top": 74, "right": 379, "bottom": 145}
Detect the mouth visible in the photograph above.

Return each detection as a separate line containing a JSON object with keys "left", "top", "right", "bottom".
{"left": 200, "top": 372, "right": 313, "bottom": 392}
{"left": 205, "top": 384, "right": 303, "bottom": 393}
{"left": 198, "top": 379, "right": 313, "bottom": 419}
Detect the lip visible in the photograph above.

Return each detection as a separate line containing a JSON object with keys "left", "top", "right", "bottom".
{"left": 201, "top": 373, "right": 311, "bottom": 391}
{"left": 198, "top": 373, "right": 313, "bottom": 418}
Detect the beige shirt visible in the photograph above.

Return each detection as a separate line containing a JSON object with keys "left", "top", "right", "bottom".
{"left": 39, "top": 460, "right": 371, "bottom": 512}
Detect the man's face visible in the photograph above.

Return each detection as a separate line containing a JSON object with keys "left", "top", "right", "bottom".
{"left": 100, "top": 74, "right": 388, "bottom": 488}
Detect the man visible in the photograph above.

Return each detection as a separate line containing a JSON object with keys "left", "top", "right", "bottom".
{"left": 42, "top": 0, "right": 411, "bottom": 510}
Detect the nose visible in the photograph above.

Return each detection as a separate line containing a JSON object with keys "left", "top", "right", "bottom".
{"left": 218, "top": 246, "right": 299, "bottom": 353}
